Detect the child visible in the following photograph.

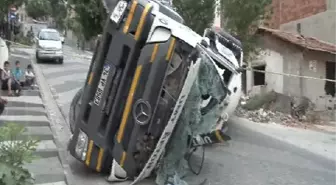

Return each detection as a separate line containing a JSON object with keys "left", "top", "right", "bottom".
{"left": 25, "top": 64, "right": 36, "bottom": 88}
{"left": 1, "top": 61, "right": 21, "bottom": 96}
{"left": 13, "top": 61, "right": 24, "bottom": 86}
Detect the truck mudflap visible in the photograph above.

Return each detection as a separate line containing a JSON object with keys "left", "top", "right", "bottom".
{"left": 68, "top": 0, "right": 156, "bottom": 173}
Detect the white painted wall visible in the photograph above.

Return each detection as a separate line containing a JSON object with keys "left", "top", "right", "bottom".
{"left": 246, "top": 49, "right": 284, "bottom": 95}
{"left": 0, "top": 38, "right": 9, "bottom": 70}
{"left": 264, "top": 50, "right": 284, "bottom": 93}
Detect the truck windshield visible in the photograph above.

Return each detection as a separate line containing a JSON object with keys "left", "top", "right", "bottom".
{"left": 39, "top": 31, "right": 60, "bottom": 41}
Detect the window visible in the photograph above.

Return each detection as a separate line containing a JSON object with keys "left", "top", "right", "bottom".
{"left": 253, "top": 65, "right": 266, "bottom": 86}
{"left": 325, "top": 61, "right": 335, "bottom": 97}
{"left": 38, "top": 31, "right": 60, "bottom": 41}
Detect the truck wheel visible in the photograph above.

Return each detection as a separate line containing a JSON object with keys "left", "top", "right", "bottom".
{"left": 36, "top": 52, "right": 41, "bottom": 63}
{"left": 69, "top": 87, "right": 84, "bottom": 133}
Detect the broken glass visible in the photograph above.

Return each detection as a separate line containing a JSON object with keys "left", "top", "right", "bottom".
{"left": 155, "top": 50, "right": 228, "bottom": 185}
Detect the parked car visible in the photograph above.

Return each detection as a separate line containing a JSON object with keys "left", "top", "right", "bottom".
{"left": 35, "top": 28, "right": 64, "bottom": 64}
{"left": 0, "top": 37, "right": 9, "bottom": 69}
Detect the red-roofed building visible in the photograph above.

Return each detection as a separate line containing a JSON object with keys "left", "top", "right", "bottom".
{"left": 246, "top": 27, "right": 335, "bottom": 121}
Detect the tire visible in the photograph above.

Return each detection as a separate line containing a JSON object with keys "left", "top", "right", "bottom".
{"left": 59, "top": 58, "right": 64, "bottom": 64}
{"left": 69, "top": 87, "right": 84, "bottom": 133}
{"left": 36, "top": 52, "right": 41, "bottom": 63}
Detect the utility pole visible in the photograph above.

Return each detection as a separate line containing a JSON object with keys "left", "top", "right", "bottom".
{"left": 7, "top": 5, "right": 17, "bottom": 49}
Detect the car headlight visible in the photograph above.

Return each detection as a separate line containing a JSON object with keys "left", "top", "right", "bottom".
{"left": 75, "top": 129, "right": 89, "bottom": 161}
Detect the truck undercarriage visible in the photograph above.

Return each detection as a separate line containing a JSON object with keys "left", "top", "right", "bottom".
{"left": 67, "top": 0, "right": 243, "bottom": 184}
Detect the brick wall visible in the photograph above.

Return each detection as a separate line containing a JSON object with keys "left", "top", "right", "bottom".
{"left": 268, "top": 0, "right": 327, "bottom": 29}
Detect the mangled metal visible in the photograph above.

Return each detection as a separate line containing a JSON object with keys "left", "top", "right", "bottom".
{"left": 67, "top": 0, "right": 243, "bottom": 184}
{"left": 155, "top": 51, "right": 230, "bottom": 185}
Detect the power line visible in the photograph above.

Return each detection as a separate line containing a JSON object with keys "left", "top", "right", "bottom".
{"left": 4, "top": 39, "right": 336, "bottom": 83}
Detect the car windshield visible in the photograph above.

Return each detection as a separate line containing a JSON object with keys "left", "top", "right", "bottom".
{"left": 39, "top": 31, "right": 60, "bottom": 41}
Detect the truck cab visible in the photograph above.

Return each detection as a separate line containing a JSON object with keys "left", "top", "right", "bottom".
{"left": 68, "top": 0, "right": 240, "bottom": 183}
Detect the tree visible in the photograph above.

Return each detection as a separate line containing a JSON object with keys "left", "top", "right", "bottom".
{"left": 25, "top": 0, "right": 51, "bottom": 20}
{"left": 49, "top": 0, "right": 68, "bottom": 30}
{"left": 219, "top": 0, "right": 273, "bottom": 61}
{"left": 67, "top": 0, "right": 107, "bottom": 41}
{"left": 173, "top": 0, "right": 216, "bottom": 35}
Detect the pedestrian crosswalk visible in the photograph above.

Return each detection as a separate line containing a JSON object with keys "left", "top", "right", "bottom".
{"left": 0, "top": 89, "right": 66, "bottom": 184}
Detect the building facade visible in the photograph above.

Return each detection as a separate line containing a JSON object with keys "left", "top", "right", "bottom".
{"left": 246, "top": 27, "right": 336, "bottom": 121}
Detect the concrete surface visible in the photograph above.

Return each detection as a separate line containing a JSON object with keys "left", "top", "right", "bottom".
{"left": 15, "top": 47, "right": 336, "bottom": 185}
{"left": 0, "top": 52, "right": 66, "bottom": 184}
{"left": 232, "top": 116, "right": 336, "bottom": 161}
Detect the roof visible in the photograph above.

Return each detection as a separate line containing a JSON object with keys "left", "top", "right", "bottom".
{"left": 258, "top": 27, "right": 336, "bottom": 54}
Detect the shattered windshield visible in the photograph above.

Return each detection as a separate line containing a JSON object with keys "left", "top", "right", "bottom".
{"left": 156, "top": 47, "right": 229, "bottom": 185}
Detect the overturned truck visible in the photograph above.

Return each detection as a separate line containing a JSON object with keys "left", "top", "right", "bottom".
{"left": 68, "top": 0, "right": 243, "bottom": 184}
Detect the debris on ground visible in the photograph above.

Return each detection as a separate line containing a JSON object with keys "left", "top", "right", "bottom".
{"left": 235, "top": 91, "right": 326, "bottom": 127}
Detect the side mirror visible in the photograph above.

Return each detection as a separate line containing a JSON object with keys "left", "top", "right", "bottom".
{"left": 62, "top": 41, "right": 64, "bottom": 44}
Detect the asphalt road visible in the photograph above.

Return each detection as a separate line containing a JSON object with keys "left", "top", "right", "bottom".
{"left": 34, "top": 46, "right": 335, "bottom": 185}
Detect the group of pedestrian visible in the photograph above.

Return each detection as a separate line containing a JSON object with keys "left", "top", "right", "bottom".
{"left": 0, "top": 60, "right": 36, "bottom": 96}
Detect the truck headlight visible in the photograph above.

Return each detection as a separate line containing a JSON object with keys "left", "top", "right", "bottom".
{"left": 75, "top": 129, "right": 88, "bottom": 161}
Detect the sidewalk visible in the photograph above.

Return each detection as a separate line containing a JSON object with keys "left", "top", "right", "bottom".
{"left": 0, "top": 49, "right": 68, "bottom": 184}
{"left": 232, "top": 116, "right": 336, "bottom": 161}
{"left": 0, "top": 89, "right": 67, "bottom": 184}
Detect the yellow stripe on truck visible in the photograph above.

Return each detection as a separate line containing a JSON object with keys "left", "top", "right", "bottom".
{"left": 88, "top": 72, "right": 94, "bottom": 85}
{"left": 96, "top": 148, "right": 104, "bottom": 172}
{"left": 123, "top": 0, "right": 138, "bottom": 34}
{"left": 85, "top": 140, "right": 94, "bottom": 166}
{"left": 151, "top": 44, "right": 159, "bottom": 62}
{"left": 134, "top": 4, "right": 152, "bottom": 41}
{"left": 166, "top": 38, "right": 176, "bottom": 61}
{"left": 215, "top": 130, "right": 224, "bottom": 142}
{"left": 120, "top": 152, "right": 127, "bottom": 167}
{"left": 117, "top": 65, "right": 143, "bottom": 144}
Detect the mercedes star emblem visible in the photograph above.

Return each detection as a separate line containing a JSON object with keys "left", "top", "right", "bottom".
{"left": 132, "top": 99, "right": 152, "bottom": 126}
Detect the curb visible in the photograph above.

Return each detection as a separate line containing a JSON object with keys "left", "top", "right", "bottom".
{"left": 19, "top": 49, "right": 76, "bottom": 185}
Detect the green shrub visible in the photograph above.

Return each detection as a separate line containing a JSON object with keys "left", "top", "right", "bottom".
{"left": 13, "top": 33, "right": 34, "bottom": 47}
{"left": 0, "top": 123, "right": 39, "bottom": 185}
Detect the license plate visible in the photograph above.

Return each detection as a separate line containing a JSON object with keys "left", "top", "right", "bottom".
{"left": 94, "top": 65, "right": 111, "bottom": 106}
{"left": 110, "top": 0, "right": 128, "bottom": 24}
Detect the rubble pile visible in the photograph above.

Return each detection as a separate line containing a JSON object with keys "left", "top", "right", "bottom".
{"left": 236, "top": 93, "right": 323, "bottom": 126}
{"left": 235, "top": 106, "right": 304, "bottom": 126}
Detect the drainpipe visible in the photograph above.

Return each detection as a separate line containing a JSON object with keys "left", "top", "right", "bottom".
{"left": 300, "top": 37, "right": 308, "bottom": 98}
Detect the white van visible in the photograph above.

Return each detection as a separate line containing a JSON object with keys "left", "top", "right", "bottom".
{"left": 0, "top": 37, "right": 9, "bottom": 69}
{"left": 35, "top": 28, "right": 64, "bottom": 64}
